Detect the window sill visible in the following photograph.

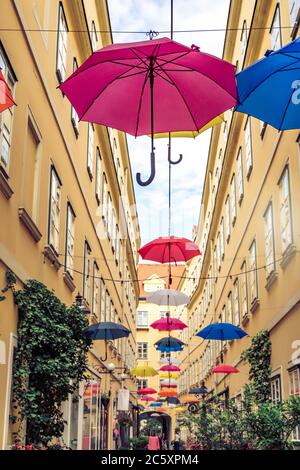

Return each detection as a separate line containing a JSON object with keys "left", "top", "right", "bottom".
{"left": 18, "top": 207, "right": 42, "bottom": 242}
{"left": 0, "top": 169, "right": 13, "bottom": 200}
{"left": 280, "top": 244, "right": 297, "bottom": 270}
{"left": 265, "top": 270, "right": 278, "bottom": 291}
{"left": 63, "top": 271, "right": 76, "bottom": 292}
{"left": 137, "top": 326, "right": 149, "bottom": 330}
{"left": 250, "top": 297, "right": 260, "bottom": 314}
{"left": 241, "top": 313, "right": 250, "bottom": 326}
{"left": 43, "top": 245, "right": 61, "bottom": 271}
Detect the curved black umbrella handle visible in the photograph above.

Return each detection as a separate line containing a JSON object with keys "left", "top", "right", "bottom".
{"left": 168, "top": 152, "right": 183, "bottom": 165}
{"left": 136, "top": 150, "right": 156, "bottom": 186}
{"left": 100, "top": 339, "right": 108, "bottom": 362}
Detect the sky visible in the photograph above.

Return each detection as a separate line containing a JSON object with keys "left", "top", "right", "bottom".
{"left": 108, "top": 0, "right": 230, "bottom": 245}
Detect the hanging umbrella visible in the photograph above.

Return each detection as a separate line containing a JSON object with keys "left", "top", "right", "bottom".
{"left": 149, "top": 402, "right": 162, "bottom": 407}
{"left": 152, "top": 114, "right": 225, "bottom": 138}
{"left": 147, "top": 289, "right": 189, "bottom": 306}
{"left": 60, "top": 37, "right": 237, "bottom": 186}
{"left": 189, "top": 385, "right": 208, "bottom": 396}
{"left": 182, "top": 396, "right": 198, "bottom": 403}
{"left": 139, "top": 236, "right": 200, "bottom": 263}
{"left": 84, "top": 321, "right": 130, "bottom": 361}
{"left": 161, "top": 384, "right": 177, "bottom": 388}
{"left": 212, "top": 365, "right": 239, "bottom": 374}
{"left": 159, "top": 390, "right": 178, "bottom": 397}
{"left": 160, "top": 364, "right": 181, "bottom": 372}
{"left": 130, "top": 365, "right": 158, "bottom": 378}
{"left": 151, "top": 317, "right": 187, "bottom": 331}
{"left": 0, "top": 69, "right": 15, "bottom": 113}
{"left": 236, "top": 37, "right": 300, "bottom": 130}
{"left": 155, "top": 336, "right": 185, "bottom": 352}
{"left": 166, "top": 396, "right": 181, "bottom": 405}
{"left": 159, "top": 372, "right": 180, "bottom": 379}
{"left": 160, "top": 357, "right": 180, "bottom": 365}
{"left": 196, "top": 323, "right": 247, "bottom": 341}
{"left": 140, "top": 396, "right": 156, "bottom": 402}
{"left": 160, "top": 379, "right": 178, "bottom": 386}
{"left": 137, "top": 387, "right": 157, "bottom": 395}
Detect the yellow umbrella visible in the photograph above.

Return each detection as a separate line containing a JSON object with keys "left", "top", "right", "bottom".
{"left": 159, "top": 372, "right": 180, "bottom": 379}
{"left": 130, "top": 365, "right": 158, "bottom": 378}
{"left": 152, "top": 114, "right": 224, "bottom": 139}
{"left": 175, "top": 407, "right": 185, "bottom": 412}
{"left": 182, "top": 396, "right": 199, "bottom": 404}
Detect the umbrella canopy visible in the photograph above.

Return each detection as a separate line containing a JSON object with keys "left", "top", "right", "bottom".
{"left": 236, "top": 38, "right": 300, "bottom": 130}
{"left": 166, "top": 396, "right": 181, "bottom": 405}
{"left": 159, "top": 372, "right": 180, "bottom": 379}
{"left": 160, "top": 379, "right": 178, "bottom": 386}
{"left": 182, "top": 396, "right": 199, "bottom": 403}
{"left": 152, "top": 114, "right": 225, "bottom": 138}
{"left": 212, "top": 364, "right": 239, "bottom": 374}
{"left": 149, "top": 402, "right": 162, "bottom": 407}
{"left": 155, "top": 336, "right": 185, "bottom": 352}
{"left": 139, "top": 236, "right": 200, "bottom": 263}
{"left": 161, "top": 384, "right": 177, "bottom": 389}
{"left": 147, "top": 289, "right": 189, "bottom": 306}
{"left": 84, "top": 321, "right": 131, "bottom": 341}
{"left": 60, "top": 37, "right": 237, "bottom": 186}
{"left": 130, "top": 366, "right": 158, "bottom": 378}
{"left": 0, "top": 69, "right": 15, "bottom": 113}
{"left": 140, "top": 396, "right": 156, "bottom": 402}
{"left": 160, "top": 364, "right": 181, "bottom": 372}
{"left": 159, "top": 390, "right": 178, "bottom": 397}
{"left": 160, "top": 357, "right": 180, "bottom": 365}
{"left": 137, "top": 387, "right": 157, "bottom": 395}
{"left": 196, "top": 322, "right": 247, "bottom": 341}
{"left": 189, "top": 386, "right": 208, "bottom": 396}
{"left": 151, "top": 317, "right": 188, "bottom": 331}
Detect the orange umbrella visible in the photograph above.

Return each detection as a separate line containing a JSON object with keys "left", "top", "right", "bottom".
{"left": 159, "top": 390, "right": 178, "bottom": 397}
{"left": 182, "top": 396, "right": 199, "bottom": 404}
{"left": 0, "top": 69, "right": 15, "bottom": 113}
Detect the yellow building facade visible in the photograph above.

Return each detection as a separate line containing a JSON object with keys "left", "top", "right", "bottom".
{"left": 177, "top": 0, "right": 300, "bottom": 439}
{"left": 0, "top": 0, "right": 140, "bottom": 450}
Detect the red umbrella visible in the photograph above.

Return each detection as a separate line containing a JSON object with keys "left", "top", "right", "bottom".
{"left": 139, "top": 236, "right": 200, "bottom": 263}
{"left": 140, "top": 396, "right": 156, "bottom": 402}
{"left": 151, "top": 317, "right": 187, "bottom": 331}
{"left": 0, "top": 69, "right": 15, "bottom": 113}
{"left": 159, "top": 390, "right": 178, "bottom": 397}
{"left": 60, "top": 37, "right": 237, "bottom": 186}
{"left": 160, "top": 384, "right": 177, "bottom": 389}
{"left": 137, "top": 387, "right": 157, "bottom": 395}
{"left": 160, "top": 364, "right": 181, "bottom": 372}
{"left": 212, "top": 365, "right": 239, "bottom": 374}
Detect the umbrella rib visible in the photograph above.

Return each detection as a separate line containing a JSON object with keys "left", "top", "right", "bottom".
{"left": 134, "top": 67, "right": 151, "bottom": 137}
{"left": 278, "top": 88, "right": 294, "bottom": 130}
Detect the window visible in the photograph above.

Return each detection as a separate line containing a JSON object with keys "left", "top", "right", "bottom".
{"left": 241, "top": 20, "right": 247, "bottom": 65}
{"left": 279, "top": 167, "right": 293, "bottom": 253}
{"left": 137, "top": 379, "right": 148, "bottom": 390}
{"left": 230, "top": 175, "right": 237, "bottom": 224}
{"left": 270, "top": 5, "right": 282, "bottom": 51}
{"left": 56, "top": 3, "right": 68, "bottom": 82}
{"left": 271, "top": 375, "right": 282, "bottom": 404}
{"left": 23, "top": 116, "right": 41, "bottom": 215}
{"left": 217, "top": 233, "right": 221, "bottom": 271}
{"left": 225, "top": 196, "right": 231, "bottom": 241}
{"left": 48, "top": 167, "right": 61, "bottom": 254}
{"left": 87, "top": 123, "right": 94, "bottom": 178}
{"left": 241, "top": 261, "right": 248, "bottom": 317}
{"left": 237, "top": 147, "right": 244, "bottom": 202}
{"left": 91, "top": 21, "right": 98, "bottom": 51}
{"left": 100, "top": 279, "right": 105, "bottom": 322}
{"left": 65, "top": 203, "right": 75, "bottom": 275}
{"left": 223, "top": 121, "right": 228, "bottom": 147}
{"left": 244, "top": 118, "right": 253, "bottom": 177}
{"left": 83, "top": 241, "right": 91, "bottom": 304}
{"left": 227, "top": 291, "right": 233, "bottom": 324}
{"left": 290, "top": 0, "right": 300, "bottom": 25}
{"left": 102, "top": 174, "right": 107, "bottom": 223}
{"left": 289, "top": 368, "right": 300, "bottom": 440}
{"left": 137, "top": 342, "right": 148, "bottom": 360}
{"left": 249, "top": 240, "right": 258, "bottom": 302}
{"left": 233, "top": 279, "right": 240, "bottom": 326}
{"left": 0, "top": 48, "right": 16, "bottom": 172}
{"left": 107, "top": 192, "right": 112, "bottom": 239}
{"left": 264, "top": 203, "right": 276, "bottom": 276}
{"left": 137, "top": 311, "right": 148, "bottom": 328}
{"left": 92, "top": 263, "right": 100, "bottom": 318}
{"left": 95, "top": 147, "right": 101, "bottom": 204}
{"left": 71, "top": 58, "right": 79, "bottom": 134}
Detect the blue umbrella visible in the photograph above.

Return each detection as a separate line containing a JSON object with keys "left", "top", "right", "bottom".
{"left": 166, "top": 396, "right": 180, "bottom": 405}
{"left": 150, "top": 403, "right": 161, "bottom": 407}
{"left": 84, "top": 321, "right": 131, "bottom": 361}
{"left": 155, "top": 336, "right": 185, "bottom": 352}
{"left": 236, "top": 38, "right": 300, "bottom": 130}
{"left": 196, "top": 323, "right": 247, "bottom": 341}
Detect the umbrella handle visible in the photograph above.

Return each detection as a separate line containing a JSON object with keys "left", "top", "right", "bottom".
{"left": 168, "top": 152, "right": 183, "bottom": 165}
{"left": 100, "top": 340, "right": 108, "bottom": 362}
{"left": 136, "top": 150, "right": 156, "bottom": 186}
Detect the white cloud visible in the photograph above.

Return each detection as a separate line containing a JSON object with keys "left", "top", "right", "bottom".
{"left": 108, "top": 0, "right": 230, "bottom": 244}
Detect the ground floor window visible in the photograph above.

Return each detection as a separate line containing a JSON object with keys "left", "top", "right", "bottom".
{"left": 82, "top": 380, "right": 101, "bottom": 450}
{"left": 289, "top": 367, "right": 300, "bottom": 441}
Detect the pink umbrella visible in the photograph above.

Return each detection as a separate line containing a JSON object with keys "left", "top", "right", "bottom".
{"left": 150, "top": 317, "right": 187, "bottom": 331}
{"left": 60, "top": 37, "right": 237, "bottom": 186}
{"left": 160, "top": 364, "right": 181, "bottom": 372}
{"left": 139, "top": 236, "right": 200, "bottom": 263}
{"left": 141, "top": 396, "right": 156, "bottom": 402}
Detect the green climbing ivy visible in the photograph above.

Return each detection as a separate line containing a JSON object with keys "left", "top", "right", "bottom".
{"left": 0, "top": 271, "right": 16, "bottom": 302}
{"left": 12, "top": 279, "right": 92, "bottom": 446}
{"left": 241, "top": 330, "right": 272, "bottom": 404}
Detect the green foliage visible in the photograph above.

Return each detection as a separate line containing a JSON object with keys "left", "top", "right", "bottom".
{"left": 12, "top": 280, "right": 91, "bottom": 445}
{"left": 241, "top": 330, "right": 272, "bottom": 403}
{"left": 140, "top": 419, "right": 162, "bottom": 436}
{"left": 0, "top": 270, "right": 17, "bottom": 302}
{"left": 128, "top": 436, "right": 148, "bottom": 449}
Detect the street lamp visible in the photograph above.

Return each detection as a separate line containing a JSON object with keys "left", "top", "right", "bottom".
{"left": 75, "top": 292, "right": 90, "bottom": 314}
{"left": 107, "top": 363, "right": 116, "bottom": 372}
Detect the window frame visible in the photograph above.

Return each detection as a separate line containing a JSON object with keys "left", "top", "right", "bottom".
{"left": 278, "top": 165, "right": 293, "bottom": 254}
{"left": 65, "top": 202, "right": 75, "bottom": 276}
{"left": 264, "top": 202, "right": 276, "bottom": 277}
{"left": 270, "top": 4, "right": 282, "bottom": 51}
{"left": 56, "top": 2, "right": 69, "bottom": 84}
{"left": 249, "top": 239, "right": 258, "bottom": 303}
{"left": 48, "top": 166, "right": 62, "bottom": 255}
{"left": 244, "top": 117, "right": 253, "bottom": 179}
